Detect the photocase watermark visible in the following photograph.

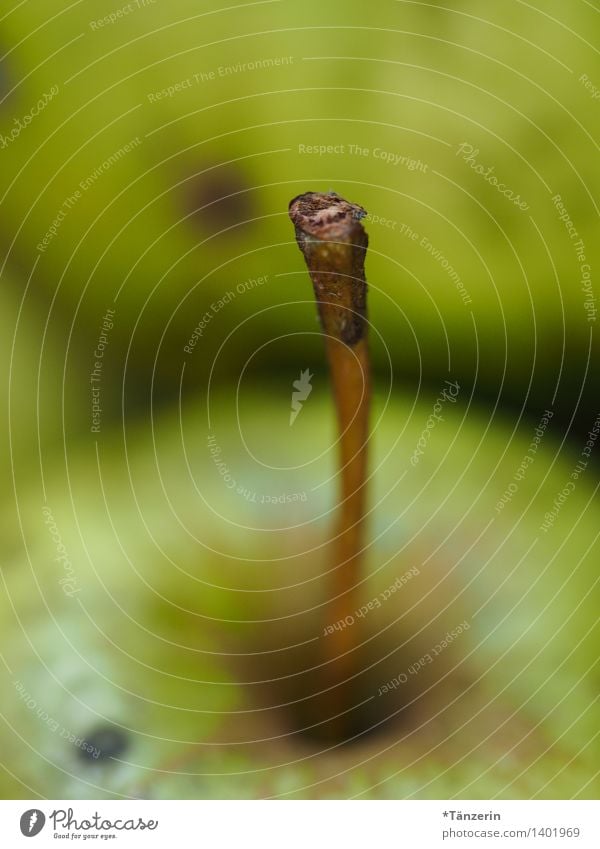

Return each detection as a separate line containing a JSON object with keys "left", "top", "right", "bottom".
{"left": 580, "top": 412, "right": 600, "bottom": 459}
{"left": 206, "top": 434, "right": 307, "bottom": 503}
{"left": 147, "top": 56, "right": 294, "bottom": 101}
{"left": 0, "top": 85, "right": 59, "bottom": 149}
{"left": 90, "top": 308, "right": 116, "bottom": 434}
{"left": 495, "top": 409, "right": 553, "bottom": 513}
{"left": 579, "top": 73, "right": 600, "bottom": 102}
{"left": 360, "top": 211, "right": 398, "bottom": 230}
{"left": 14, "top": 680, "right": 100, "bottom": 758}
{"left": 410, "top": 380, "right": 460, "bottom": 466}
{"left": 397, "top": 221, "right": 472, "bottom": 305}
{"left": 455, "top": 143, "right": 530, "bottom": 211}
{"left": 539, "top": 480, "right": 578, "bottom": 532}
{"left": 323, "top": 566, "right": 420, "bottom": 636}
{"left": 377, "top": 620, "right": 470, "bottom": 695}
{"left": 551, "top": 193, "right": 596, "bottom": 322}
{"left": 79, "top": 136, "right": 142, "bottom": 191}
{"left": 351, "top": 143, "right": 428, "bottom": 172}
{"left": 539, "top": 411, "right": 600, "bottom": 532}
{"left": 37, "top": 136, "right": 142, "bottom": 253}
{"left": 42, "top": 506, "right": 79, "bottom": 597}
{"left": 298, "top": 141, "right": 428, "bottom": 173}
{"left": 289, "top": 369, "right": 313, "bottom": 425}
{"left": 48, "top": 809, "right": 158, "bottom": 835}
{"left": 20, "top": 809, "right": 46, "bottom": 837}
{"left": 89, "top": 0, "right": 156, "bottom": 30}
{"left": 36, "top": 189, "right": 79, "bottom": 254}
{"left": 184, "top": 275, "right": 267, "bottom": 354}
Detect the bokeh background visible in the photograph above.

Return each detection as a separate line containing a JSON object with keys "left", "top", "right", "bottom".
{"left": 2, "top": 0, "right": 599, "bottom": 446}
{"left": 1, "top": 0, "right": 599, "bottom": 801}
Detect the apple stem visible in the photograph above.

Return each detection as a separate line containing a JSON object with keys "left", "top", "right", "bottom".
{"left": 289, "top": 191, "right": 370, "bottom": 737}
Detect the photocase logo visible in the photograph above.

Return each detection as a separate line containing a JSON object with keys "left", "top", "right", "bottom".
{"left": 289, "top": 368, "right": 313, "bottom": 425}
{"left": 19, "top": 810, "right": 45, "bottom": 837}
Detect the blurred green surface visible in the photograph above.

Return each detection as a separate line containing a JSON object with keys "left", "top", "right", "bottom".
{"left": 1, "top": 392, "right": 598, "bottom": 798}
{"left": 1, "top": 0, "right": 598, "bottom": 432}
{"left": 1, "top": 0, "right": 599, "bottom": 803}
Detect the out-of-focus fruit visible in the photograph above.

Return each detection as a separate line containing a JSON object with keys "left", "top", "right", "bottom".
{"left": 1, "top": 389, "right": 598, "bottom": 798}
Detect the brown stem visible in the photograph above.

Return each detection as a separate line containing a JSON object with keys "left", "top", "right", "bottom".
{"left": 289, "top": 191, "right": 370, "bottom": 737}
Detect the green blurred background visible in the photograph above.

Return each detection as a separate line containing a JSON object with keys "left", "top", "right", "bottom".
{"left": 2, "top": 0, "right": 598, "bottom": 457}
{"left": 1, "top": 0, "right": 600, "bottom": 801}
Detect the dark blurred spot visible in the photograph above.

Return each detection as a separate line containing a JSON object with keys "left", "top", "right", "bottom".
{"left": 183, "top": 165, "right": 252, "bottom": 232}
{"left": 78, "top": 726, "right": 128, "bottom": 762}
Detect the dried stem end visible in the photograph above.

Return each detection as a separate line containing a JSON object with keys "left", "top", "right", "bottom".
{"left": 289, "top": 192, "right": 368, "bottom": 346}
{"left": 289, "top": 191, "right": 371, "bottom": 740}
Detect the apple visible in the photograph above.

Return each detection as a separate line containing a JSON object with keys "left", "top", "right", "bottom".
{"left": 0, "top": 0, "right": 597, "bottom": 430}
{"left": 1, "top": 387, "right": 598, "bottom": 799}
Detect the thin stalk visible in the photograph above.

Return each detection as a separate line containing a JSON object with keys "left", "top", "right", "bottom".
{"left": 289, "top": 191, "right": 370, "bottom": 736}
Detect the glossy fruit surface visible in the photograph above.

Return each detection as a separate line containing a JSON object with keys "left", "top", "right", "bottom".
{"left": 1, "top": 0, "right": 598, "bottom": 424}
{"left": 1, "top": 389, "right": 598, "bottom": 798}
